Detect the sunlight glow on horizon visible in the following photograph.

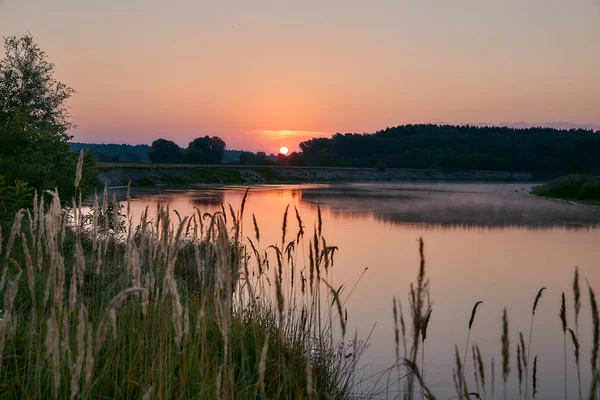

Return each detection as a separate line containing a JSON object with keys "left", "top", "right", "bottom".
{"left": 2, "top": 1, "right": 599, "bottom": 150}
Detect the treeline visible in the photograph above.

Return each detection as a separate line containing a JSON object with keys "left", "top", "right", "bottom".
{"left": 238, "top": 150, "right": 305, "bottom": 166}
{"left": 299, "top": 124, "right": 600, "bottom": 174}
{"left": 71, "top": 138, "right": 241, "bottom": 164}
{"left": 70, "top": 142, "right": 151, "bottom": 162}
{"left": 148, "top": 136, "right": 226, "bottom": 164}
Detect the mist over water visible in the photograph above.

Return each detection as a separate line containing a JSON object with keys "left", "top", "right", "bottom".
{"left": 121, "top": 182, "right": 600, "bottom": 399}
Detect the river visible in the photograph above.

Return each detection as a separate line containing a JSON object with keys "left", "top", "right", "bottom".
{"left": 119, "top": 182, "right": 600, "bottom": 399}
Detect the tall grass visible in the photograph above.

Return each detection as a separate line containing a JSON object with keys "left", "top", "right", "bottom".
{"left": 393, "top": 248, "right": 599, "bottom": 400}
{"left": 3, "top": 161, "right": 600, "bottom": 399}
{"left": 0, "top": 179, "right": 364, "bottom": 398}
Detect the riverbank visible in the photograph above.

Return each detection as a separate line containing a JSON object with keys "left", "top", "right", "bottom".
{"left": 98, "top": 163, "right": 536, "bottom": 187}
{"left": 532, "top": 174, "right": 600, "bottom": 203}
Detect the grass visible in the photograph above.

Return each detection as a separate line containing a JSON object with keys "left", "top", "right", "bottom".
{"left": 3, "top": 157, "right": 600, "bottom": 399}
{"left": 388, "top": 240, "right": 600, "bottom": 400}
{"left": 532, "top": 175, "right": 600, "bottom": 201}
{"left": 0, "top": 161, "right": 364, "bottom": 398}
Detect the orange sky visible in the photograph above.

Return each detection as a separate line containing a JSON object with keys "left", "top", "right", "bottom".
{"left": 2, "top": 1, "right": 599, "bottom": 152}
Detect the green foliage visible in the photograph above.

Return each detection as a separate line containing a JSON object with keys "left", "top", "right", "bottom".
{"left": 0, "top": 34, "right": 98, "bottom": 218}
{"left": 183, "top": 136, "right": 226, "bottom": 164}
{"left": 0, "top": 176, "right": 34, "bottom": 222}
{"left": 148, "top": 138, "right": 183, "bottom": 163}
{"left": 299, "top": 124, "right": 600, "bottom": 174}
{"left": 533, "top": 175, "right": 600, "bottom": 200}
{"left": 70, "top": 142, "right": 151, "bottom": 162}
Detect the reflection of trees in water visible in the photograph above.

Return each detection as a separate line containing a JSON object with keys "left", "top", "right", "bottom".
{"left": 299, "top": 187, "right": 600, "bottom": 231}
{"left": 190, "top": 190, "right": 226, "bottom": 207}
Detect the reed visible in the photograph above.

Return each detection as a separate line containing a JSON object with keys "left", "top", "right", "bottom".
{"left": 560, "top": 292, "right": 567, "bottom": 400}
{"left": 421, "top": 308, "right": 432, "bottom": 400}
{"left": 569, "top": 327, "right": 583, "bottom": 400}
{"left": 475, "top": 344, "right": 486, "bottom": 400}
{"left": 0, "top": 185, "right": 364, "bottom": 399}
{"left": 461, "top": 300, "right": 483, "bottom": 396}
{"left": 517, "top": 344, "right": 523, "bottom": 399}
{"left": 532, "top": 356, "right": 538, "bottom": 400}
{"left": 501, "top": 308, "right": 510, "bottom": 400}
{"left": 525, "top": 287, "right": 545, "bottom": 400}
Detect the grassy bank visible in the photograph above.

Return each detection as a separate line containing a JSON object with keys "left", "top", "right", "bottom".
{"left": 3, "top": 168, "right": 600, "bottom": 399}
{"left": 98, "top": 162, "right": 536, "bottom": 187}
{"left": 532, "top": 175, "right": 600, "bottom": 202}
{"left": 0, "top": 185, "right": 361, "bottom": 398}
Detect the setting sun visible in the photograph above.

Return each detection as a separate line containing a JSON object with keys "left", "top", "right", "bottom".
{"left": 279, "top": 146, "right": 289, "bottom": 155}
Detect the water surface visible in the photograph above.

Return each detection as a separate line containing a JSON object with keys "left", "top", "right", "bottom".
{"left": 122, "top": 182, "right": 600, "bottom": 399}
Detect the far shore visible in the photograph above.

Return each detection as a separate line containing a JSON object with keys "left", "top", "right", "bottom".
{"left": 98, "top": 162, "right": 541, "bottom": 187}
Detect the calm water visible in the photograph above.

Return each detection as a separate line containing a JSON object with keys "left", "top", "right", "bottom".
{"left": 121, "top": 182, "right": 600, "bottom": 399}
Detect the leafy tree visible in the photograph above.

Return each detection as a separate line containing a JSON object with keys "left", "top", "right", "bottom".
{"left": 0, "top": 34, "right": 98, "bottom": 221}
{"left": 183, "top": 136, "right": 226, "bottom": 164}
{"left": 148, "top": 138, "right": 183, "bottom": 163}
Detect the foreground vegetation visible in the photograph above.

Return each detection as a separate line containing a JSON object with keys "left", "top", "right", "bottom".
{"left": 0, "top": 164, "right": 362, "bottom": 398}
{"left": 532, "top": 175, "right": 600, "bottom": 201}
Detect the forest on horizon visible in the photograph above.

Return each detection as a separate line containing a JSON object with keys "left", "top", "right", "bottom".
{"left": 71, "top": 124, "right": 600, "bottom": 175}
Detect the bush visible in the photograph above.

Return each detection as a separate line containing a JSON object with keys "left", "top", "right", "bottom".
{"left": 532, "top": 175, "right": 600, "bottom": 200}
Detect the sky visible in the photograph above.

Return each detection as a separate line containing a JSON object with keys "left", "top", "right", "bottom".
{"left": 1, "top": 0, "right": 599, "bottom": 152}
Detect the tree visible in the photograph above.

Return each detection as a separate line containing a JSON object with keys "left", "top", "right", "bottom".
{"left": 183, "top": 136, "right": 226, "bottom": 164}
{"left": 0, "top": 34, "right": 97, "bottom": 217}
{"left": 148, "top": 139, "right": 183, "bottom": 163}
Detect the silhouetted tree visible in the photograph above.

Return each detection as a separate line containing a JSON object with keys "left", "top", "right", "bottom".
{"left": 148, "top": 139, "right": 183, "bottom": 163}
{"left": 299, "top": 124, "right": 600, "bottom": 175}
{"left": 183, "top": 136, "right": 226, "bottom": 164}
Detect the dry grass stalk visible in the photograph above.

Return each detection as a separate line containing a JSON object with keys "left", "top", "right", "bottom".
{"left": 517, "top": 345, "right": 523, "bottom": 399}
{"left": 142, "top": 387, "right": 153, "bottom": 400}
{"left": 455, "top": 345, "right": 469, "bottom": 399}
{"left": 323, "top": 279, "right": 346, "bottom": 337}
{"left": 70, "top": 305, "right": 87, "bottom": 399}
{"left": 21, "top": 233, "right": 36, "bottom": 314}
{"left": 46, "top": 307, "right": 61, "bottom": 396}
{"left": 294, "top": 206, "right": 304, "bottom": 243}
{"left": 568, "top": 328, "right": 582, "bottom": 400}
{"left": 501, "top": 308, "right": 510, "bottom": 400}
{"left": 463, "top": 301, "right": 483, "bottom": 384}
{"left": 473, "top": 345, "right": 481, "bottom": 397}
{"left": 404, "top": 358, "right": 438, "bottom": 400}
{"left": 0, "top": 274, "right": 20, "bottom": 373}
{"left": 168, "top": 275, "right": 184, "bottom": 346}
{"left": 525, "top": 287, "right": 545, "bottom": 400}
{"left": 252, "top": 214, "right": 260, "bottom": 242}
{"left": 61, "top": 310, "right": 72, "bottom": 364}
{"left": 589, "top": 281, "right": 600, "bottom": 379}
{"left": 491, "top": 357, "right": 495, "bottom": 400}
{"left": 475, "top": 344, "right": 486, "bottom": 399}
{"left": 74, "top": 149, "right": 84, "bottom": 189}
{"left": 5, "top": 209, "right": 24, "bottom": 260}
{"left": 95, "top": 287, "right": 147, "bottom": 353}
{"left": 317, "top": 204, "right": 322, "bottom": 237}
{"left": 405, "top": 237, "right": 431, "bottom": 399}
{"left": 532, "top": 356, "right": 538, "bottom": 399}
{"left": 574, "top": 267, "right": 581, "bottom": 333}
{"left": 560, "top": 292, "right": 567, "bottom": 400}
{"left": 259, "top": 332, "right": 270, "bottom": 398}
{"left": 421, "top": 308, "right": 433, "bottom": 399}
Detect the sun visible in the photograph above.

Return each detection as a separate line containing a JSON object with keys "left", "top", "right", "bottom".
{"left": 279, "top": 146, "right": 289, "bottom": 155}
